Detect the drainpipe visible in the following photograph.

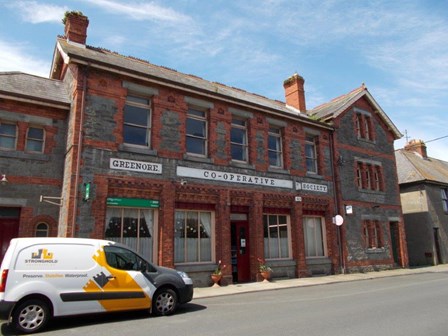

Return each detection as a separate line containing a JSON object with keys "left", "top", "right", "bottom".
{"left": 329, "top": 131, "right": 346, "bottom": 274}
{"left": 71, "top": 64, "right": 89, "bottom": 237}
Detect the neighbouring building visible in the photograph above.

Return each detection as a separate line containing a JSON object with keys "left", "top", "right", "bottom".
{"left": 395, "top": 139, "right": 448, "bottom": 266}
{"left": 0, "top": 12, "right": 409, "bottom": 285}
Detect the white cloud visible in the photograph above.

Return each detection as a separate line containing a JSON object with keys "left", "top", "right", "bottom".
{"left": 0, "top": 40, "right": 49, "bottom": 77}
{"left": 8, "top": 1, "right": 68, "bottom": 23}
{"left": 83, "top": 0, "right": 191, "bottom": 23}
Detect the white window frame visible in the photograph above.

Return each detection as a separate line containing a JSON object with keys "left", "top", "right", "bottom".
{"left": 263, "top": 214, "right": 291, "bottom": 259}
{"left": 268, "top": 126, "right": 283, "bottom": 168}
{"left": 303, "top": 216, "right": 327, "bottom": 257}
{"left": 305, "top": 134, "right": 318, "bottom": 174}
{"left": 35, "top": 222, "right": 49, "bottom": 237}
{"left": 123, "top": 95, "right": 152, "bottom": 148}
{"left": 230, "top": 117, "right": 248, "bottom": 163}
{"left": 186, "top": 107, "right": 208, "bottom": 157}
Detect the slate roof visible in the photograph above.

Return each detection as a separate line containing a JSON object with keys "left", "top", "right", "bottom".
{"left": 308, "top": 83, "right": 402, "bottom": 139}
{"left": 395, "top": 149, "right": 448, "bottom": 186}
{"left": 52, "top": 38, "right": 327, "bottom": 126}
{"left": 0, "top": 72, "right": 70, "bottom": 108}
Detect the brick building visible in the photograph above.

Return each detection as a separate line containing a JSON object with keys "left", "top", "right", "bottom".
{"left": 0, "top": 13, "right": 408, "bottom": 285}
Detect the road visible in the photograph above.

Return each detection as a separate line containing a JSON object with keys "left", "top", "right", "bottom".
{"left": 2, "top": 272, "right": 447, "bottom": 335}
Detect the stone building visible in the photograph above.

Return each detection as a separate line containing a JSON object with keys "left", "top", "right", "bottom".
{"left": 0, "top": 13, "right": 408, "bottom": 285}
{"left": 396, "top": 140, "right": 448, "bottom": 266}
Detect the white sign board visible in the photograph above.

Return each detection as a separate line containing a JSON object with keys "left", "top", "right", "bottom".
{"left": 296, "top": 182, "right": 328, "bottom": 193}
{"left": 177, "top": 166, "right": 293, "bottom": 189}
{"left": 110, "top": 158, "right": 162, "bottom": 174}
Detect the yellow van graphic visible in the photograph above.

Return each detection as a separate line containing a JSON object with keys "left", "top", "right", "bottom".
{"left": 32, "top": 249, "right": 54, "bottom": 260}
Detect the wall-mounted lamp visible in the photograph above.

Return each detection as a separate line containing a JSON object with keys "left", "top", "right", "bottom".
{"left": 180, "top": 179, "right": 187, "bottom": 186}
{"left": 1, "top": 174, "right": 8, "bottom": 185}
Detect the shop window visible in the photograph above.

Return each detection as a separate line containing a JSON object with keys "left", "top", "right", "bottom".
{"left": 35, "top": 222, "right": 49, "bottom": 237}
{"left": 268, "top": 126, "right": 283, "bottom": 168}
{"left": 0, "top": 122, "right": 17, "bottom": 150}
{"left": 303, "top": 216, "right": 326, "bottom": 257}
{"left": 305, "top": 134, "right": 319, "bottom": 174}
{"left": 123, "top": 95, "right": 152, "bottom": 147}
{"left": 263, "top": 214, "right": 290, "bottom": 259}
{"left": 186, "top": 107, "right": 207, "bottom": 156}
{"left": 441, "top": 188, "right": 448, "bottom": 213}
{"left": 231, "top": 118, "right": 248, "bottom": 162}
{"left": 174, "top": 210, "right": 212, "bottom": 263}
{"left": 105, "top": 208, "right": 153, "bottom": 261}
{"left": 26, "top": 127, "right": 45, "bottom": 153}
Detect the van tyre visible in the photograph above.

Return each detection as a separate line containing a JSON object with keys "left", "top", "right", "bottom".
{"left": 153, "top": 288, "right": 178, "bottom": 316}
{"left": 12, "top": 299, "right": 50, "bottom": 334}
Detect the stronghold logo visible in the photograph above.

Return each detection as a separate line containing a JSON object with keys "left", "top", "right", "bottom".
{"left": 25, "top": 248, "right": 58, "bottom": 263}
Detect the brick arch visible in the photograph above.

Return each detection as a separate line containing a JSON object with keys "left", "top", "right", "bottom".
{"left": 30, "top": 214, "right": 58, "bottom": 237}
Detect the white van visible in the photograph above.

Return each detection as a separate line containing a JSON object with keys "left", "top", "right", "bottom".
{"left": 0, "top": 238, "right": 193, "bottom": 334}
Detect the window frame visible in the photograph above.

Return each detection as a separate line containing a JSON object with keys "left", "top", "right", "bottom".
{"left": 186, "top": 107, "right": 208, "bottom": 157}
{"left": 263, "top": 214, "right": 291, "bottom": 259}
{"left": 0, "top": 121, "right": 18, "bottom": 150}
{"left": 441, "top": 188, "right": 448, "bottom": 213}
{"left": 123, "top": 94, "right": 152, "bottom": 148}
{"left": 25, "top": 126, "right": 45, "bottom": 153}
{"left": 35, "top": 222, "right": 49, "bottom": 237}
{"left": 303, "top": 216, "right": 327, "bottom": 257}
{"left": 230, "top": 117, "right": 248, "bottom": 163}
{"left": 305, "top": 134, "right": 319, "bottom": 174}
{"left": 268, "top": 126, "right": 283, "bottom": 168}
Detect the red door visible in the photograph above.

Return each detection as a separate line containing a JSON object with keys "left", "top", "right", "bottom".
{"left": 0, "top": 218, "right": 20, "bottom": 264}
{"left": 231, "top": 221, "right": 250, "bottom": 283}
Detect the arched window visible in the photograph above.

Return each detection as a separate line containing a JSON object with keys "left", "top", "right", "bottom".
{"left": 35, "top": 222, "right": 49, "bottom": 237}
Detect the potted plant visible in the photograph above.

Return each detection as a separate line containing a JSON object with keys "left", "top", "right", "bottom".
{"left": 258, "top": 257, "right": 272, "bottom": 282}
{"left": 211, "top": 260, "right": 226, "bottom": 287}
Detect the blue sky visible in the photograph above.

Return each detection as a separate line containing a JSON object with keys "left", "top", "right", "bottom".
{"left": 1, "top": 0, "right": 447, "bottom": 160}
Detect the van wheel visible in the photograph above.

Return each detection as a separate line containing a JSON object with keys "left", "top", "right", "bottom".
{"left": 12, "top": 299, "right": 50, "bottom": 334}
{"left": 153, "top": 288, "right": 178, "bottom": 316}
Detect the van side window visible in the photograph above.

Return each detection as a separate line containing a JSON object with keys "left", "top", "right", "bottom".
{"left": 104, "top": 245, "right": 156, "bottom": 272}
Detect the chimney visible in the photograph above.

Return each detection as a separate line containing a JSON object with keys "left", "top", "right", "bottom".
{"left": 404, "top": 139, "right": 428, "bottom": 158}
{"left": 283, "top": 73, "right": 306, "bottom": 112}
{"left": 64, "top": 12, "right": 89, "bottom": 45}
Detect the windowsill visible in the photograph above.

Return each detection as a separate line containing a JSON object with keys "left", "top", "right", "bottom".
{"left": 174, "top": 263, "right": 216, "bottom": 273}
{"left": 267, "top": 167, "right": 290, "bottom": 175}
{"left": 305, "top": 172, "right": 324, "bottom": 179}
{"left": 230, "top": 161, "right": 255, "bottom": 170}
{"left": 119, "top": 144, "right": 158, "bottom": 156}
{"left": 357, "top": 188, "right": 386, "bottom": 195}
{"left": 0, "top": 150, "right": 49, "bottom": 161}
{"left": 357, "top": 137, "right": 376, "bottom": 145}
{"left": 366, "top": 247, "right": 385, "bottom": 254}
{"left": 183, "top": 154, "right": 213, "bottom": 164}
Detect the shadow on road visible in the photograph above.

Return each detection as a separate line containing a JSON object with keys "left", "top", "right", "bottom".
{"left": 0, "top": 303, "right": 206, "bottom": 335}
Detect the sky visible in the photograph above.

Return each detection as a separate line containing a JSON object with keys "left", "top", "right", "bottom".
{"left": 1, "top": 0, "right": 447, "bottom": 161}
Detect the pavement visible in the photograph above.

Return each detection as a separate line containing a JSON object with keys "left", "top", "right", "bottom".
{"left": 193, "top": 264, "right": 448, "bottom": 299}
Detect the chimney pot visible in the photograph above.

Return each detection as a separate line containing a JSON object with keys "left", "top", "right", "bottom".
{"left": 404, "top": 139, "right": 428, "bottom": 158}
{"left": 283, "top": 73, "right": 306, "bottom": 112}
{"left": 64, "top": 12, "right": 89, "bottom": 45}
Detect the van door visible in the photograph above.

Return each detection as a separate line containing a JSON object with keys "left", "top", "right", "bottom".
{"left": 99, "top": 245, "right": 156, "bottom": 312}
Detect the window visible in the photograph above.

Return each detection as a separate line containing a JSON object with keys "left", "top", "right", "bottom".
{"left": 231, "top": 118, "right": 248, "bottom": 162}
{"left": 363, "top": 220, "right": 383, "bottom": 248}
{"left": 365, "top": 165, "right": 372, "bottom": 189}
{"left": 268, "top": 126, "right": 283, "bottom": 167}
{"left": 123, "top": 95, "right": 151, "bottom": 147}
{"left": 26, "top": 127, "right": 45, "bottom": 153}
{"left": 263, "top": 214, "right": 290, "bottom": 259}
{"left": 105, "top": 207, "right": 153, "bottom": 260}
{"left": 356, "top": 162, "right": 383, "bottom": 191}
{"left": 35, "top": 222, "right": 49, "bottom": 237}
{"left": 0, "top": 122, "right": 17, "bottom": 150}
{"left": 305, "top": 135, "right": 318, "bottom": 173}
{"left": 356, "top": 162, "right": 363, "bottom": 189}
{"left": 186, "top": 108, "right": 207, "bottom": 156}
{"left": 355, "top": 113, "right": 374, "bottom": 141}
{"left": 441, "top": 189, "right": 448, "bottom": 212}
{"left": 304, "top": 217, "right": 326, "bottom": 257}
{"left": 175, "top": 210, "right": 212, "bottom": 263}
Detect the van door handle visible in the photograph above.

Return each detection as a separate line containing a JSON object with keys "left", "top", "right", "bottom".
{"left": 107, "top": 275, "right": 116, "bottom": 280}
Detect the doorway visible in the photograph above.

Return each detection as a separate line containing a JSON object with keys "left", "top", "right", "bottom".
{"left": 231, "top": 220, "right": 250, "bottom": 283}
{"left": 389, "top": 222, "right": 400, "bottom": 265}
{"left": 0, "top": 207, "right": 21, "bottom": 264}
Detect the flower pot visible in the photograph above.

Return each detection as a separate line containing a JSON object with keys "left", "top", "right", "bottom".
{"left": 211, "top": 274, "right": 222, "bottom": 287}
{"left": 260, "top": 271, "right": 271, "bottom": 282}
